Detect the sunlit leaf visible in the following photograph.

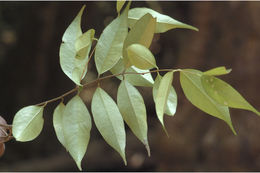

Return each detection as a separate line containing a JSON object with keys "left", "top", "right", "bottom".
{"left": 123, "top": 13, "right": 156, "bottom": 68}
{"left": 127, "top": 43, "right": 157, "bottom": 70}
{"left": 110, "top": 59, "right": 154, "bottom": 87}
{"left": 203, "top": 66, "right": 232, "bottom": 76}
{"left": 95, "top": 2, "right": 130, "bottom": 75}
{"left": 117, "top": 80, "right": 150, "bottom": 156}
{"left": 128, "top": 7, "right": 198, "bottom": 33}
{"left": 180, "top": 69, "right": 236, "bottom": 134}
{"left": 62, "top": 95, "right": 92, "bottom": 171}
{"left": 154, "top": 72, "right": 174, "bottom": 129}
{"left": 53, "top": 102, "right": 66, "bottom": 148}
{"left": 12, "top": 105, "right": 44, "bottom": 142}
{"left": 91, "top": 87, "right": 126, "bottom": 164}
{"left": 201, "top": 75, "right": 260, "bottom": 116}
{"left": 116, "top": 0, "right": 126, "bottom": 14}
{"left": 75, "top": 29, "right": 95, "bottom": 60}
{"left": 153, "top": 74, "right": 177, "bottom": 116}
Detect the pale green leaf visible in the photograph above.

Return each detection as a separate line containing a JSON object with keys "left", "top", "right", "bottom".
{"left": 110, "top": 59, "right": 154, "bottom": 87}
{"left": 12, "top": 105, "right": 44, "bottom": 142}
{"left": 201, "top": 75, "right": 260, "bottom": 116}
{"left": 117, "top": 80, "right": 150, "bottom": 156}
{"left": 127, "top": 43, "right": 157, "bottom": 70}
{"left": 53, "top": 102, "right": 66, "bottom": 148}
{"left": 123, "top": 13, "right": 156, "bottom": 68}
{"left": 180, "top": 69, "right": 236, "bottom": 134}
{"left": 95, "top": 2, "right": 130, "bottom": 75}
{"left": 75, "top": 29, "right": 95, "bottom": 60}
{"left": 116, "top": 0, "right": 126, "bottom": 14}
{"left": 154, "top": 72, "right": 174, "bottom": 128}
{"left": 128, "top": 7, "right": 198, "bottom": 33}
{"left": 62, "top": 95, "right": 92, "bottom": 170}
{"left": 91, "top": 87, "right": 126, "bottom": 164}
{"left": 153, "top": 74, "right": 177, "bottom": 116}
{"left": 203, "top": 66, "right": 232, "bottom": 76}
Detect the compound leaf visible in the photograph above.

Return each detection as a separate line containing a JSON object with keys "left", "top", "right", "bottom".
{"left": 117, "top": 80, "right": 150, "bottom": 156}
{"left": 110, "top": 59, "right": 154, "bottom": 87}
{"left": 95, "top": 2, "right": 130, "bottom": 75}
{"left": 62, "top": 95, "right": 92, "bottom": 171}
{"left": 154, "top": 72, "right": 174, "bottom": 129}
{"left": 12, "top": 105, "right": 44, "bottom": 142}
{"left": 201, "top": 75, "right": 260, "bottom": 116}
{"left": 180, "top": 69, "right": 236, "bottom": 134}
{"left": 123, "top": 13, "right": 156, "bottom": 68}
{"left": 53, "top": 102, "right": 66, "bottom": 148}
{"left": 128, "top": 7, "right": 198, "bottom": 33}
{"left": 127, "top": 43, "right": 157, "bottom": 70}
{"left": 91, "top": 87, "right": 126, "bottom": 165}
{"left": 203, "top": 66, "right": 232, "bottom": 76}
{"left": 153, "top": 74, "right": 177, "bottom": 116}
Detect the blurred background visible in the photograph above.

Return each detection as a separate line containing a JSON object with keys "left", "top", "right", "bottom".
{"left": 1, "top": 1, "right": 260, "bottom": 171}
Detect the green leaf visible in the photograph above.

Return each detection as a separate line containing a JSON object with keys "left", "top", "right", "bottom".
{"left": 127, "top": 43, "right": 157, "bottom": 70}
{"left": 110, "top": 59, "right": 154, "bottom": 87}
{"left": 95, "top": 2, "right": 130, "bottom": 75}
{"left": 180, "top": 69, "right": 236, "bottom": 134}
{"left": 201, "top": 75, "right": 260, "bottom": 116}
{"left": 153, "top": 74, "right": 177, "bottom": 116}
{"left": 53, "top": 102, "right": 66, "bottom": 148}
{"left": 91, "top": 87, "right": 126, "bottom": 164}
{"left": 128, "top": 7, "right": 198, "bottom": 33}
{"left": 62, "top": 95, "right": 92, "bottom": 171}
{"left": 12, "top": 105, "right": 44, "bottom": 142}
{"left": 117, "top": 80, "right": 150, "bottom": 156}
{"left": 154, "top": 72, "right": 174, "bottom": 129}
{"left": 116, "top": 0, "right": 126, "bottom": 14}
{"left": 59, "top": 5, "right": 94, "bottom": 86}
{"left": 123, "top": 13, "right": 156, "bottom": 68}
{"left": 203, "top": 66, "right": 232, "bottom": 76}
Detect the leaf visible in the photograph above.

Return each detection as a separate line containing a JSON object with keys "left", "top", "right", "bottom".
{"left": 62, "top": 95, "right": 92, "bottom": 170}
{"left": 128, "top": 7, "right": 198, "bottom": 33}
{"left": 110, "top": 59, "right": 154, "bottom": 87}
{"left": 180, "top": 69, "right": 236, "bottom": 134}
{"left": 12, "top": 105, "right": 44, "bottom": 142}
{"left": 59, "top": 5, "right": 94, "bottom": 85}
{"left": 53, "top": 102, "right": 66, "bottom": 148}
{"left": 123, "top": 13, "right": 156, "bottom": 68}
{"left": 91, "top": 87, "right": 126, "bottom": 164}
{"left": 154, "top": 72, "right": 174, "bottom": 129}
{"left": 117, "top": 80, "right": 150, "bottom": 156}
{"left": 153, "top": 74, "right": 177, "bottom": 116}
{"left": 116, "top": 0, "right": 126, "bottom": 14}
{"left": 201, "top": 75, "right": 260, "bottom": 116}
{"left": 95, "top": 2, "right": 130, "bottom": 75}
{"left": 127, "top": 43, "right": 157, "bottom": 70}
{"left": 203, "top": 66, "right": 232, "bottom": 76}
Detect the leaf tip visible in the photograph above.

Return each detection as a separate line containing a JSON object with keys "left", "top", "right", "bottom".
{"left": 145, "top": 144, "right": 151, "bottom": 157}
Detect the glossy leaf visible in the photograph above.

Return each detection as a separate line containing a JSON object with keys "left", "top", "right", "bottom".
{"left": 110, "top": 59, "right": 154, "bottom": 87}
{"left": 128, "top": 7, "right": 198, "bottom": 33}
{"left": 154, "top": 72, "right": 174, "bottom": 128}
{"left": 53, "top": 102, "right": 66, "bottom": 148}
{"left": 127, "top": 44, "right": 157, "bottom": 70}
{"left": 153, "top": 74, "right": 177, "bottom": 116}
{"left": 12, "top": 105, "right": 44, "bottom": 142}
{"left": 62, "top": 95, "right": 92, "bottom": 170}
{"left": 60, "top": 6, "right": 94, "bottom": 85}
{"left": 180, "top": 69, "right": 236, "bottom": 134}
{"left": 116, "top": 0, "right": 126, "bottom": 14}
{"left": 123, "top": 13, "right": 156, "bottom": 68}
{"left": 117, "top": 80, "right": 150, "bottom": 156}
{"left": 91, "top": 87, "right": 126, "bottom": 164}
{"left": 95, "top": 2, "right": 130, "bottom": 75}
{"left": 201, "top": 75, "right": 260, "bottom": 116}
{"left": 204, "top": 66, "right": 232, "bottom": 76}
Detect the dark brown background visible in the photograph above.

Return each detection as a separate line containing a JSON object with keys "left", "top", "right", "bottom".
{"left": 0, "top": 1, "right": 260, "bottom": 171}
